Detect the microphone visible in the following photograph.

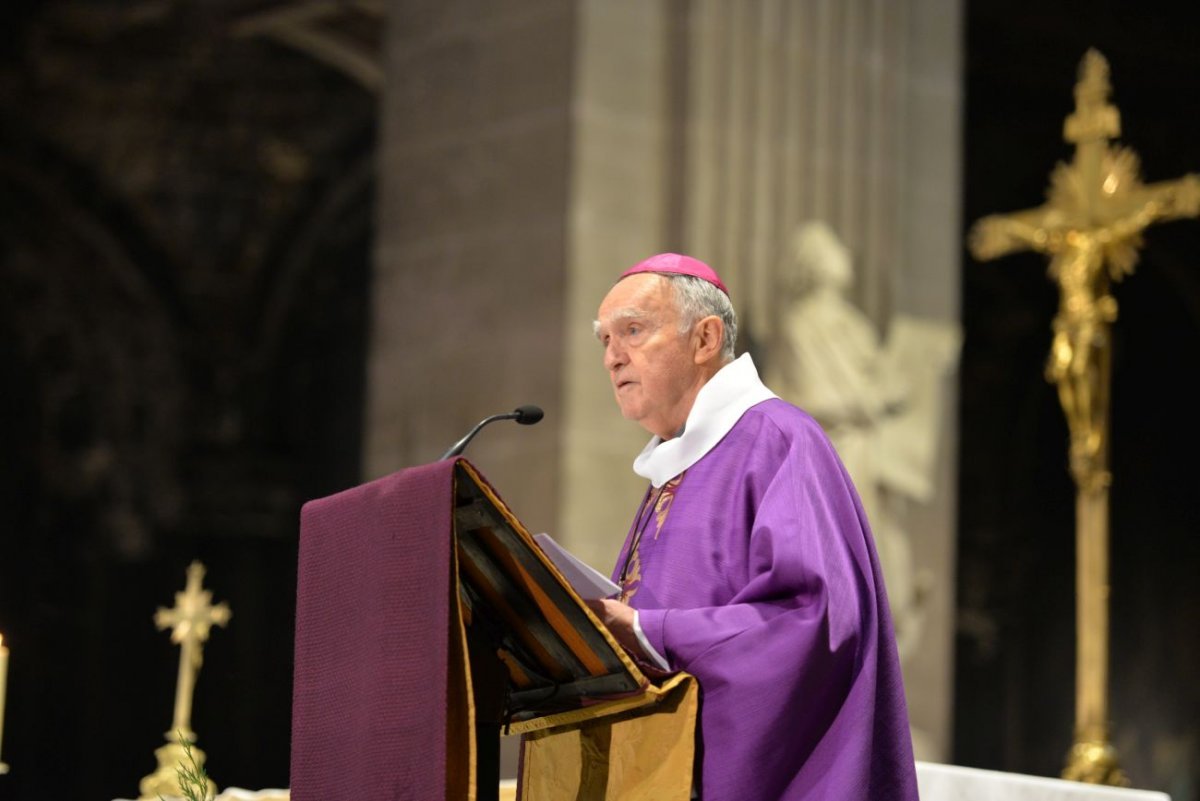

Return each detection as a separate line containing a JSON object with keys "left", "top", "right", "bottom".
{"left": 440, "top": 405, "right": 544, "bottom": 460}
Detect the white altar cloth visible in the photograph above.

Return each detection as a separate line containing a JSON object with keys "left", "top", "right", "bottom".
{"left": 115, "top": 765, "right": 1172, "bottom": 800}
{"left": 917, "top": 762, "right": 1170, "bottom": 801}
{"left": 115, "top": 789, "right": 289, "bottom": 801}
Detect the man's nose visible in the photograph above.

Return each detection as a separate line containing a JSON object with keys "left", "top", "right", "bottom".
{"left": 604, "top": 340, "right": 626, "bottom": 372}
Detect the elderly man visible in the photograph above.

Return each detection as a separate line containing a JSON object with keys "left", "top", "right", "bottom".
{"left": 587, "top": 253, "right": 919, "bottom": 800}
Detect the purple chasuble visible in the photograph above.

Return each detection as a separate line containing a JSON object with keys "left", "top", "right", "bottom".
{"left": 613, "top": 398, "right": 919, "bottom": 801}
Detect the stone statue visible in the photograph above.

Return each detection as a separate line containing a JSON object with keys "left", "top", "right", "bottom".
{"left": 768, "top": 221, "right": 960, "bottom": 665}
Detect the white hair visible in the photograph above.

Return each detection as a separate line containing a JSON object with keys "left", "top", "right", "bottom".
{"left": 665, "top": 274, "right": 737, "bottom": 363}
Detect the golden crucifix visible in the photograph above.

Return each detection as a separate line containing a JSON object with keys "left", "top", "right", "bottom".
{"left": 970, "top": 49, "right": 1200, "bottom": 786}
{"left": 139, "top": 561, "right": 232, "bottom": 800}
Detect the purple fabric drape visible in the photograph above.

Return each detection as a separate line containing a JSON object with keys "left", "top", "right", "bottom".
{"left": 290, "top": 459, "right": 457, "bottom": 801}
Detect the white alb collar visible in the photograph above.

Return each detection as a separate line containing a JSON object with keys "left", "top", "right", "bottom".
{"left": 632, "top": 353, "right": 776, "bottom": 487}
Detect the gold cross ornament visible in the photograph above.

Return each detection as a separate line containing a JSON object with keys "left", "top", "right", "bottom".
{"left": 138, "top": 561, "right": 231, "bottom": 800}
{"left": 969, "top": 49, "right": 1200, "bottom": 786}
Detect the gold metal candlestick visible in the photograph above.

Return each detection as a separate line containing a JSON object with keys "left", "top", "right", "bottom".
{"left": 969, "top": 49, "right": 1200, "bottom": 785}
{"left": 139, "top": 561, "right": 232, "bottom": 800}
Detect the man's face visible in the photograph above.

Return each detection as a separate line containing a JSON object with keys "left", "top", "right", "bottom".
{"left": 595, "top": 274, "right": 703, "bottom": 439}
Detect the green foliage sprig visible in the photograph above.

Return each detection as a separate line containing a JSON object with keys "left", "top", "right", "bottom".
{"left": 159, "top": 732, "right": 213, "bottom": 801}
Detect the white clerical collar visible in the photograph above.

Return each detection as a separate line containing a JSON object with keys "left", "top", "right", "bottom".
{"left": 632, "top": 353, "right": 777, "bottom": 487}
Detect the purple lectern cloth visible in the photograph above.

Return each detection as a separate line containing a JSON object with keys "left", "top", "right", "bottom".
{"left": 291, "top": 459, "right": 456, "bottom": 801}
{"left": 616, "top": 399, "right": 919, "bottom": 801}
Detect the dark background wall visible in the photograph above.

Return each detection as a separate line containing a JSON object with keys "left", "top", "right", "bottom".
{"left": 958, "top": 2, "right": 1200, "bottom": 798}
{"left": 0, "top": 2, "right": 377, "bottom": 798}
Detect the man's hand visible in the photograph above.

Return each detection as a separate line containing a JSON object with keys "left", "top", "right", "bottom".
{"left": 585, "top": 597, "right": 642, "bottom": 656}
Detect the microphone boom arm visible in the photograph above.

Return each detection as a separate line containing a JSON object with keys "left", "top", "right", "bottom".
{"left": 440, "top": 413, "right": 518, "bottom": 460}
{"left": 439, "top": 405, "right": 543, "bottom": 461}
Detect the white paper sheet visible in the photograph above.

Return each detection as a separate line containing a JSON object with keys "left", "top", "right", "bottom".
{"left": 533, "top": 533, "right": 621, "bottom": 601}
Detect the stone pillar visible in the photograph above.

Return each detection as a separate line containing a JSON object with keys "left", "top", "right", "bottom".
{"left": 558, "top": 0, "right": 676, "bottom": 570}
{"left": 365, "top": 3, "right": 579, "bottom": 535}
{"left": 892, "top": 0, "right": 963, "bottom": 765}
{"left": 366, "top": 0, "right": 675, "bottom": 565}
{"left": 685, "top": 0, "right": 920, "bottom": 330}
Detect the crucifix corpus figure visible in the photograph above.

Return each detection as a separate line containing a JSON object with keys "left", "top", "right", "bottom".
{"left": 138, "top": 560, "right": 232, "bottom": 801}
{"left": 969, "top": 48, "right": 1200, "bottom": 786}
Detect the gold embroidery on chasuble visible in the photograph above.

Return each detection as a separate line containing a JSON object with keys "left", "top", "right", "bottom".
{"left": 653, "top": 474, "right": 683, "bottom": 539}
{"left": 620, "top": 552, "right": 643, "bottom": 604}
{"left": 619, "top": 472, "right": 686, "bottom": 603}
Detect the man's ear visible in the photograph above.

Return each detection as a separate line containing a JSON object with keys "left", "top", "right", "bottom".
{"left": 692, "top": 315, "right": 724, "bottom": 364}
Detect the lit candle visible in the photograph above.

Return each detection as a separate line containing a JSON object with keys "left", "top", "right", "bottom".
{"left": 0, "top": 633, "right": 7, "bottom": 768}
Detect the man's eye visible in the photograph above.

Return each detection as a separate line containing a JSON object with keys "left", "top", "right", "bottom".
{"left": 628, "top": 325, "right": 641, "bottom": 335}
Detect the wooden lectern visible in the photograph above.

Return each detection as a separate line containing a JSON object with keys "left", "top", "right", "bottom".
{"left": 290, "top": 458, "right": 697, "bottom": 801}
